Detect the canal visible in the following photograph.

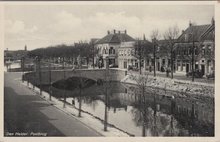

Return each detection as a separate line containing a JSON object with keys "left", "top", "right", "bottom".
{"left": 39, "top": 77, "right": 214, "bottom": 137}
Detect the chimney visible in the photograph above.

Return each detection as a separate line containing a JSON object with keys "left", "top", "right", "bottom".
{"left": 24, "top": 45, "right": 27, "bottom": 51}
{"left": 118, "top": 31, "right": 121, "bottom": 34}
{"left": 113, "top": 29, "right": 116, "bottom": 34}
{"left": 182, "top": 30, "right": 184, "bottom": 34}
{"left": 189, "top": 20, "right": 192, "bottom": 27}
{"left": 125, "top": 30, "right": 127, "bottom": 34}
{"left": 143, "top": 34, "right": 146, "bottom": 40}
{"left": 211, "top": 17, "right": 215, "bottom": 25}
{"left": 107, "top": 30, "right": 110, "bottom": 34}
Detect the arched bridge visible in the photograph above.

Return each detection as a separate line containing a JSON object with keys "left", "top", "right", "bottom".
{"left": 24, "top": 68, "right": 127, "bottom": 85}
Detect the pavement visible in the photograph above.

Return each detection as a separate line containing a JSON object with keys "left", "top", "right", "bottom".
{"left": 4, "top": 72, "right": 101, "bottom": 137}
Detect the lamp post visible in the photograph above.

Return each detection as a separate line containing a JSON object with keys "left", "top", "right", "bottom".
{"left": 92, "top": 42, "right": 95, "bottom": 69}
{"left": 169, "top": 37, "right": 174, "bottom": 79}
{"left": 49, "top": 61, "right": 52, "bottom": 101}
{"left": 104, "top": 56, "right": 109, "bottom": 131}
{"left": 37, "top": 56, "right": 42, "bottom": 95}
{"left": 153, "top": 38, "right": 156, "bottom": 77}
{"left": 189, "top": 33, "right": 195, "bottom": 82}
{"left": 21, "top": 56, "right": 25, "bottom": 82}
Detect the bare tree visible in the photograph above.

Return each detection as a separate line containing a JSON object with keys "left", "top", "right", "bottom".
{"left": 163, "top": 24, "right": 180, "bottom": 79}
{"left": 150, "top": 29, "right": 160, "bottom": 77}
{"left": 134, "top": 38, "right": 144, "bottom": 74}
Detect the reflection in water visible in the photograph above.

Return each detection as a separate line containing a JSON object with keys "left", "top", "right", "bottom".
{"left": 39, "top": 77, "right": 214, "bottom": 137}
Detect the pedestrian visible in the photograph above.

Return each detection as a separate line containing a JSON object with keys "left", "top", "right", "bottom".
{"left": 149, "top": 65, "right": 152, "bottom": 72}
{"left": 72, "top": 99, "right": 75, "bottom": 106}
{"left": 166, "top": 67, "right": 169, "bottom": 77}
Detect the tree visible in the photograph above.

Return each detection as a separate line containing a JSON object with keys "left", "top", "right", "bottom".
{"left": 150, "top": 29, "right": 160, "bottom": 77}
{"left": 134, "top": 38, "right": 144, "bottom": 74}
{"left": 163, "top": 25, "right": 180, "bottom": 79}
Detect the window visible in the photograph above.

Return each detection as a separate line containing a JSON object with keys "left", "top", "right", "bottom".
{"left": 184, "top": 47, "right": 187, "bottom": 55}
{"left": 124, "top": 61, "right": 127, "bottom": 69}
{"left": 109, "top": 47, "right": 115, "bottom": 54}
{"left": 128, "top": 50, "right": 131, "bottom": 56}
{"left": 188, "top": 47, "right": 191, "bottom": 55}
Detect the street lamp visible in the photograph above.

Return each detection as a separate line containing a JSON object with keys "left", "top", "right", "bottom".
{"left": 104, "top": 56, "right": 109, "bottom": 131}
{"left": 36, "top": 56, "right": 42, "bottom": 95}
{"left": 152, "top": 38, "right": 156, "bottom": 77}
{"left": 21, "top": 56, "right": 25, "bottom": 82}
{"left": 189, "top": 32, "right": 195, "bottom": 82}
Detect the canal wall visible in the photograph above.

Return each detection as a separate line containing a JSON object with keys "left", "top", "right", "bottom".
{"left": 23, "top": 68, "right": 214, "bottom": 98}
{"left": 23, "top": 68, "right": 127, "bottom": 85}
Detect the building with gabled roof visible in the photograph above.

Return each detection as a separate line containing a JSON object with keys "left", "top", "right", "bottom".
{"left": 95, "top": 29, "right": 136, "bottom": 68}
{"left": 96, "top": 30, "right": 135, "bottom": 44}
{"left": 174, "top": 19, "right": 215, "bottom": 76}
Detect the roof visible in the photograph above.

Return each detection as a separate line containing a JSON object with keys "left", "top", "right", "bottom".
{"left": 177, "top": 24, "right": 211, "bottom": 42}
{"left": 96, "top": 33, "right": 135, "bottom": 44}
{"left": 90, "top": 38, "right": 100, "bottom": 44}
{"left": 200, "top": 24, "right": 215, "bottom": 41}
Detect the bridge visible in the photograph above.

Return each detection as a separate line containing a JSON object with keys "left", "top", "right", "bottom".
{"left": 23, "top": 68, "right": 127, "bottom": 85}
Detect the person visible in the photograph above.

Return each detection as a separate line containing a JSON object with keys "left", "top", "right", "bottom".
{"left": 98, "top": 60, "right": 102, "bottom": 69}
{"left": 161, "top": 66, "right": 165, "bottom": 72}
{"left": 149, "top": 65, "right": 152, "bottom": 72}
{"left": 72, "top": 99, "right": 75, "bottom": 106}
{"left": 166, "top": 67, "right": 170, "bottom": 77}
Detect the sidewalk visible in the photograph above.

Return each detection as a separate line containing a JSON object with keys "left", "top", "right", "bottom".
{"left": 4, "top": 72, "right": 130, "bottom": 137}
{"left": 4, "top": 72, "right": 101, "bottom": 136}
{"left": 129, "top": 69, "right": 214, "bottom": 85}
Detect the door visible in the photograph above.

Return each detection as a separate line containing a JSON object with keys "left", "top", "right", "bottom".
{"left": 157, "top": 62, "right": 160, "bottom": 71}
{"left": 186, "top": 64, "right": 189, "bottom": 73}
{"left": 201, "top": 65, "right": 205, "bottom": 75}
{"left": 124, "top": 61, "right": 127, "bottom": 69}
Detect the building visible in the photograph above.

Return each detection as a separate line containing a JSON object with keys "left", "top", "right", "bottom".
{"left": 95, "top": 29, "right": 135, "bottom": 68}
{"left": 174, "top": 19, "right": 215, "bottom": 76}
{"left": 118, "top": 41, "right": 137, "bottom": 69}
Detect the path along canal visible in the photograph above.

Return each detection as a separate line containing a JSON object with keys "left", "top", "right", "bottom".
{"left": 37, "top": 77, "right": 214, "bottom": 137}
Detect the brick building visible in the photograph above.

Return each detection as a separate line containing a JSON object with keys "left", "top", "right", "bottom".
{"left": 174, "top": 19, "right": 215, "bottom": 76}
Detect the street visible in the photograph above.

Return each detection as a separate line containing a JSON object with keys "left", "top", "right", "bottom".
{"left": 4, "top": 72, "right": 101, "bottom": 136}
{"left": 129, "top": 70, "right": 214, "bottom": 84}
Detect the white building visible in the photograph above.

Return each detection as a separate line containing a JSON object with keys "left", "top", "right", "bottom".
{"left": 95, "top": 29, "right": 135, "bottom": 68}
{"left": 118, "top": 41, "right": 138, "bottom": 69}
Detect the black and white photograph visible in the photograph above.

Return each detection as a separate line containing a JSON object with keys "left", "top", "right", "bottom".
{"left": 2, "top": 2, "right": 217, "bottom": 138}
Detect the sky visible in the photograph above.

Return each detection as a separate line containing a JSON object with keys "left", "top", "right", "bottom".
{"left": 4, "top": 4, "right": 214, "bottom": 51}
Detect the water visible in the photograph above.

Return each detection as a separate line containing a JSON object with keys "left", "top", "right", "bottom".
{"left": 4, "top": 62, "right": 21, "bottom": 71}
{"left": 40, "top": 78, "right": 214, "bottom": 137}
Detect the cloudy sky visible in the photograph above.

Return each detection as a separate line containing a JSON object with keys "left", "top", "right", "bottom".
{"left": 4, "top": 3, "right": 214, "bottom": 51}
